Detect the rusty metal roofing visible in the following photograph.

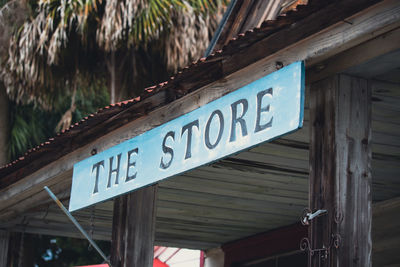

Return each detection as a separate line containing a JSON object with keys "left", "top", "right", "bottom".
{"left": 0, "top": 0, "right": 381, "bottom": 184}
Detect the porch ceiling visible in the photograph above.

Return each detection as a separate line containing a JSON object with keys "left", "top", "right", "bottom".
{"left": 5, "top": 71, "right": 400, "bottom": 249}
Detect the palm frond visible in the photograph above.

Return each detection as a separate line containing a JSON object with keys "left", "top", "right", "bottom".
{"left": 164, "top": 0, "right": 225, "bottom": 72}
{"left": 2, "top": 0, "right": 227, "bottom": 106}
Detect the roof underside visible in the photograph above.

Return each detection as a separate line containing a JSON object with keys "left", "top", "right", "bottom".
{"left": 4, "top": 69, "right": 400, "bottom": 248}
{"left": 0, "top": 0, "right": 399, "bottom": 262}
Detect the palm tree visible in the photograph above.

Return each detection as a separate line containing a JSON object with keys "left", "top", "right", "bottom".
{"left": 0, "top": 0, "right": 28, "bottom": 165}
{"left": 2, "top": 0, "right": 225, "bottom": 104}
{"left": 0, "top": 0, "right": 226, "bottom": 163}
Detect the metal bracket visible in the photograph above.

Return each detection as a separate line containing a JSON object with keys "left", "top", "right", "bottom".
{"left": 301, "top": 208, "right": 328, "bottom": 226}
{"left": 299, "top": 207, "right": 341, "bottom": 267}
{"left": 300, "top": 234, "right": 341, "bottom": 265}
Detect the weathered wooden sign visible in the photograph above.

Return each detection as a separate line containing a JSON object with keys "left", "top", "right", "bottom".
{"left": 69, "top": 61, "right": 305, "bottom": 212}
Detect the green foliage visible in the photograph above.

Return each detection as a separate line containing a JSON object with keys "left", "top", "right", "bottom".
{"left": 73, "top": 78, "right": 110, "bottom": 122}
{"left": 8, "top": 79, "right": 109, "bottom": 161}
{"left": 9, "top": 102, "right": 57, "bottom": 160}
{"left": 0, "top": 0, "right": 7, "bottom": 8}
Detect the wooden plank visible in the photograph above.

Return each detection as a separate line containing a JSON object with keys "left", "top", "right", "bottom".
{"left": 372, "top": 120, "right": 400, "bottom": 135}
{"left": 167, "top": 175, "right": 307, "bottom": 198}
{"left": 307, "top": 26, "right": 400, "bottom": 83}
{"left": 372, "top": 97, "right": 400, "bottom": 113}
{"left": 202, "top": 160, "right": 309, "bottom": 180}
{"left": 372, "top": 79, "right": 400, "bottom": 97}
{"left": 157, "top": 187, "right": 303, "bottom": 216}
{"left": 309, "top": 74, "right": 372, "bottom": 266}
{"left": 250, "top": 141, "right": 309, "bottom": 161}
{"left": 156, "top": 219, "right": 266, "bottom": 236}
{"left": 157, "top": 219, "right": 263, "bottom": 237}
{"left": 231, "top": 151, "right": 308, "bottom": 172}
{"left": 372, "top": 196, "right": 400, "bottom": 266}
{"left": 156, "top": 190, "right": 301, "bottom": 222}
{"left": 11, "top": 219, "right": 112, "bottom": 241}
{"left": 155, "top": 239, "right": 219, "bottom": 250}
{"left": 110, "top": 185, "right": 158, "bottom": 267}
{"left": 156, "top": 201, "right": 295, "bottom": 226}
{"left": 181, "top": 168, "right": 309, "bottom": 190}
{"left": 372, "top": 133, "right": 400, "bottom": 148}
{"left": 0, "top": 172, "right": 72, "bottom": 223}
{"left": 215, "top": 157, "right": 308, "bottom": 177}
{"left": 159, "top": 176, "right": 308, "bottom": 205}
{"left": 155, "top": 226, "right": 248, "bottom": 243}
{"left": 156, "top": 207, "right": 286, "bottom": 229}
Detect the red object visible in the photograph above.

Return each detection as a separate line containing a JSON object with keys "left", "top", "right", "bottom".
{"left": 153, "top": 258, "right": 169, "bottom": 267}
{"left": 200, "top": 251, "right": 205, "bottom": 267}
{"left": 76, "top": 259, "right": 169, "bottom": 267}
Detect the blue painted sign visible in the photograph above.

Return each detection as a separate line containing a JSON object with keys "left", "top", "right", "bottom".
{"left": 69, "top": 61, "right": 305, "bottom": 212}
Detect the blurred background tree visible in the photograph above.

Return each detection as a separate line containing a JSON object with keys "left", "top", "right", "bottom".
{"left": 0, "top": 0, "right": 227, "bottom": 265}
{"left": 0, "top": 0, "right": 226, "bottom": 163}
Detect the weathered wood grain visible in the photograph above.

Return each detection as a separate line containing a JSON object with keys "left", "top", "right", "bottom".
{"left": 157, "top": 188, "right": 304, "bottom": 215}
{"left": 111, "top": 185, "right": 157, "bottom": 267}
{"left": 309, "top": 74, "right": 372, "bottom": 266}
{"left": 183, "top": 168, "right": 309, "bottom": 190}
{"left": 307, "top": 26, "right": 400, "bottom": 84}
{"left": 0, "top": 230, "right": 9, "bottom": 267}
{"left": 159, "top": 177, "right": 308, "bottom": 206}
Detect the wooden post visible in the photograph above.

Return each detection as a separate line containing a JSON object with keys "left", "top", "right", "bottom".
{"left": 0, "top": 230, "right": 10, "bottom": 267}
{"left": 309, "top": 74, "right": 372, "bottom": 266}
{"left": 110, "top": 185, "right": 158, "bottom": 267}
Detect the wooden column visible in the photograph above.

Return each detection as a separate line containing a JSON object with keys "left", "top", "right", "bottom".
{"left": 0, "top": 230, "right": 10, "bottom": 267}
{"left": 110, "top": 185, "right": 158, "bottom": 267}
{"left": 309, "top": 74, "right": 372, "bottom": 266}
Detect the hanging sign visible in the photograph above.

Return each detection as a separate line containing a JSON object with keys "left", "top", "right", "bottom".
{"left": 69, "top": 61, "right": 305, "bottom": 212}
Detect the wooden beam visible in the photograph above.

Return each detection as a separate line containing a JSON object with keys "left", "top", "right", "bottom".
{"left": 110, "top": 185, "right": 158, "bottom": 267}
{"left": 309, "top": 74, "right": 372, "bottom": 266}
{"left": 1, "top": 0, "right": 400, "bottom": 223}
{"left": 307, "top": 26, "right": 400, "bottom": 83}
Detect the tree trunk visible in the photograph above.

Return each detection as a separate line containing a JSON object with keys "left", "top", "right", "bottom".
{"left": 107, "top": 51, "right": 130, "bottom": 103}
{"left": 0, "top": 82, "right": 9, "bottom": 166}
